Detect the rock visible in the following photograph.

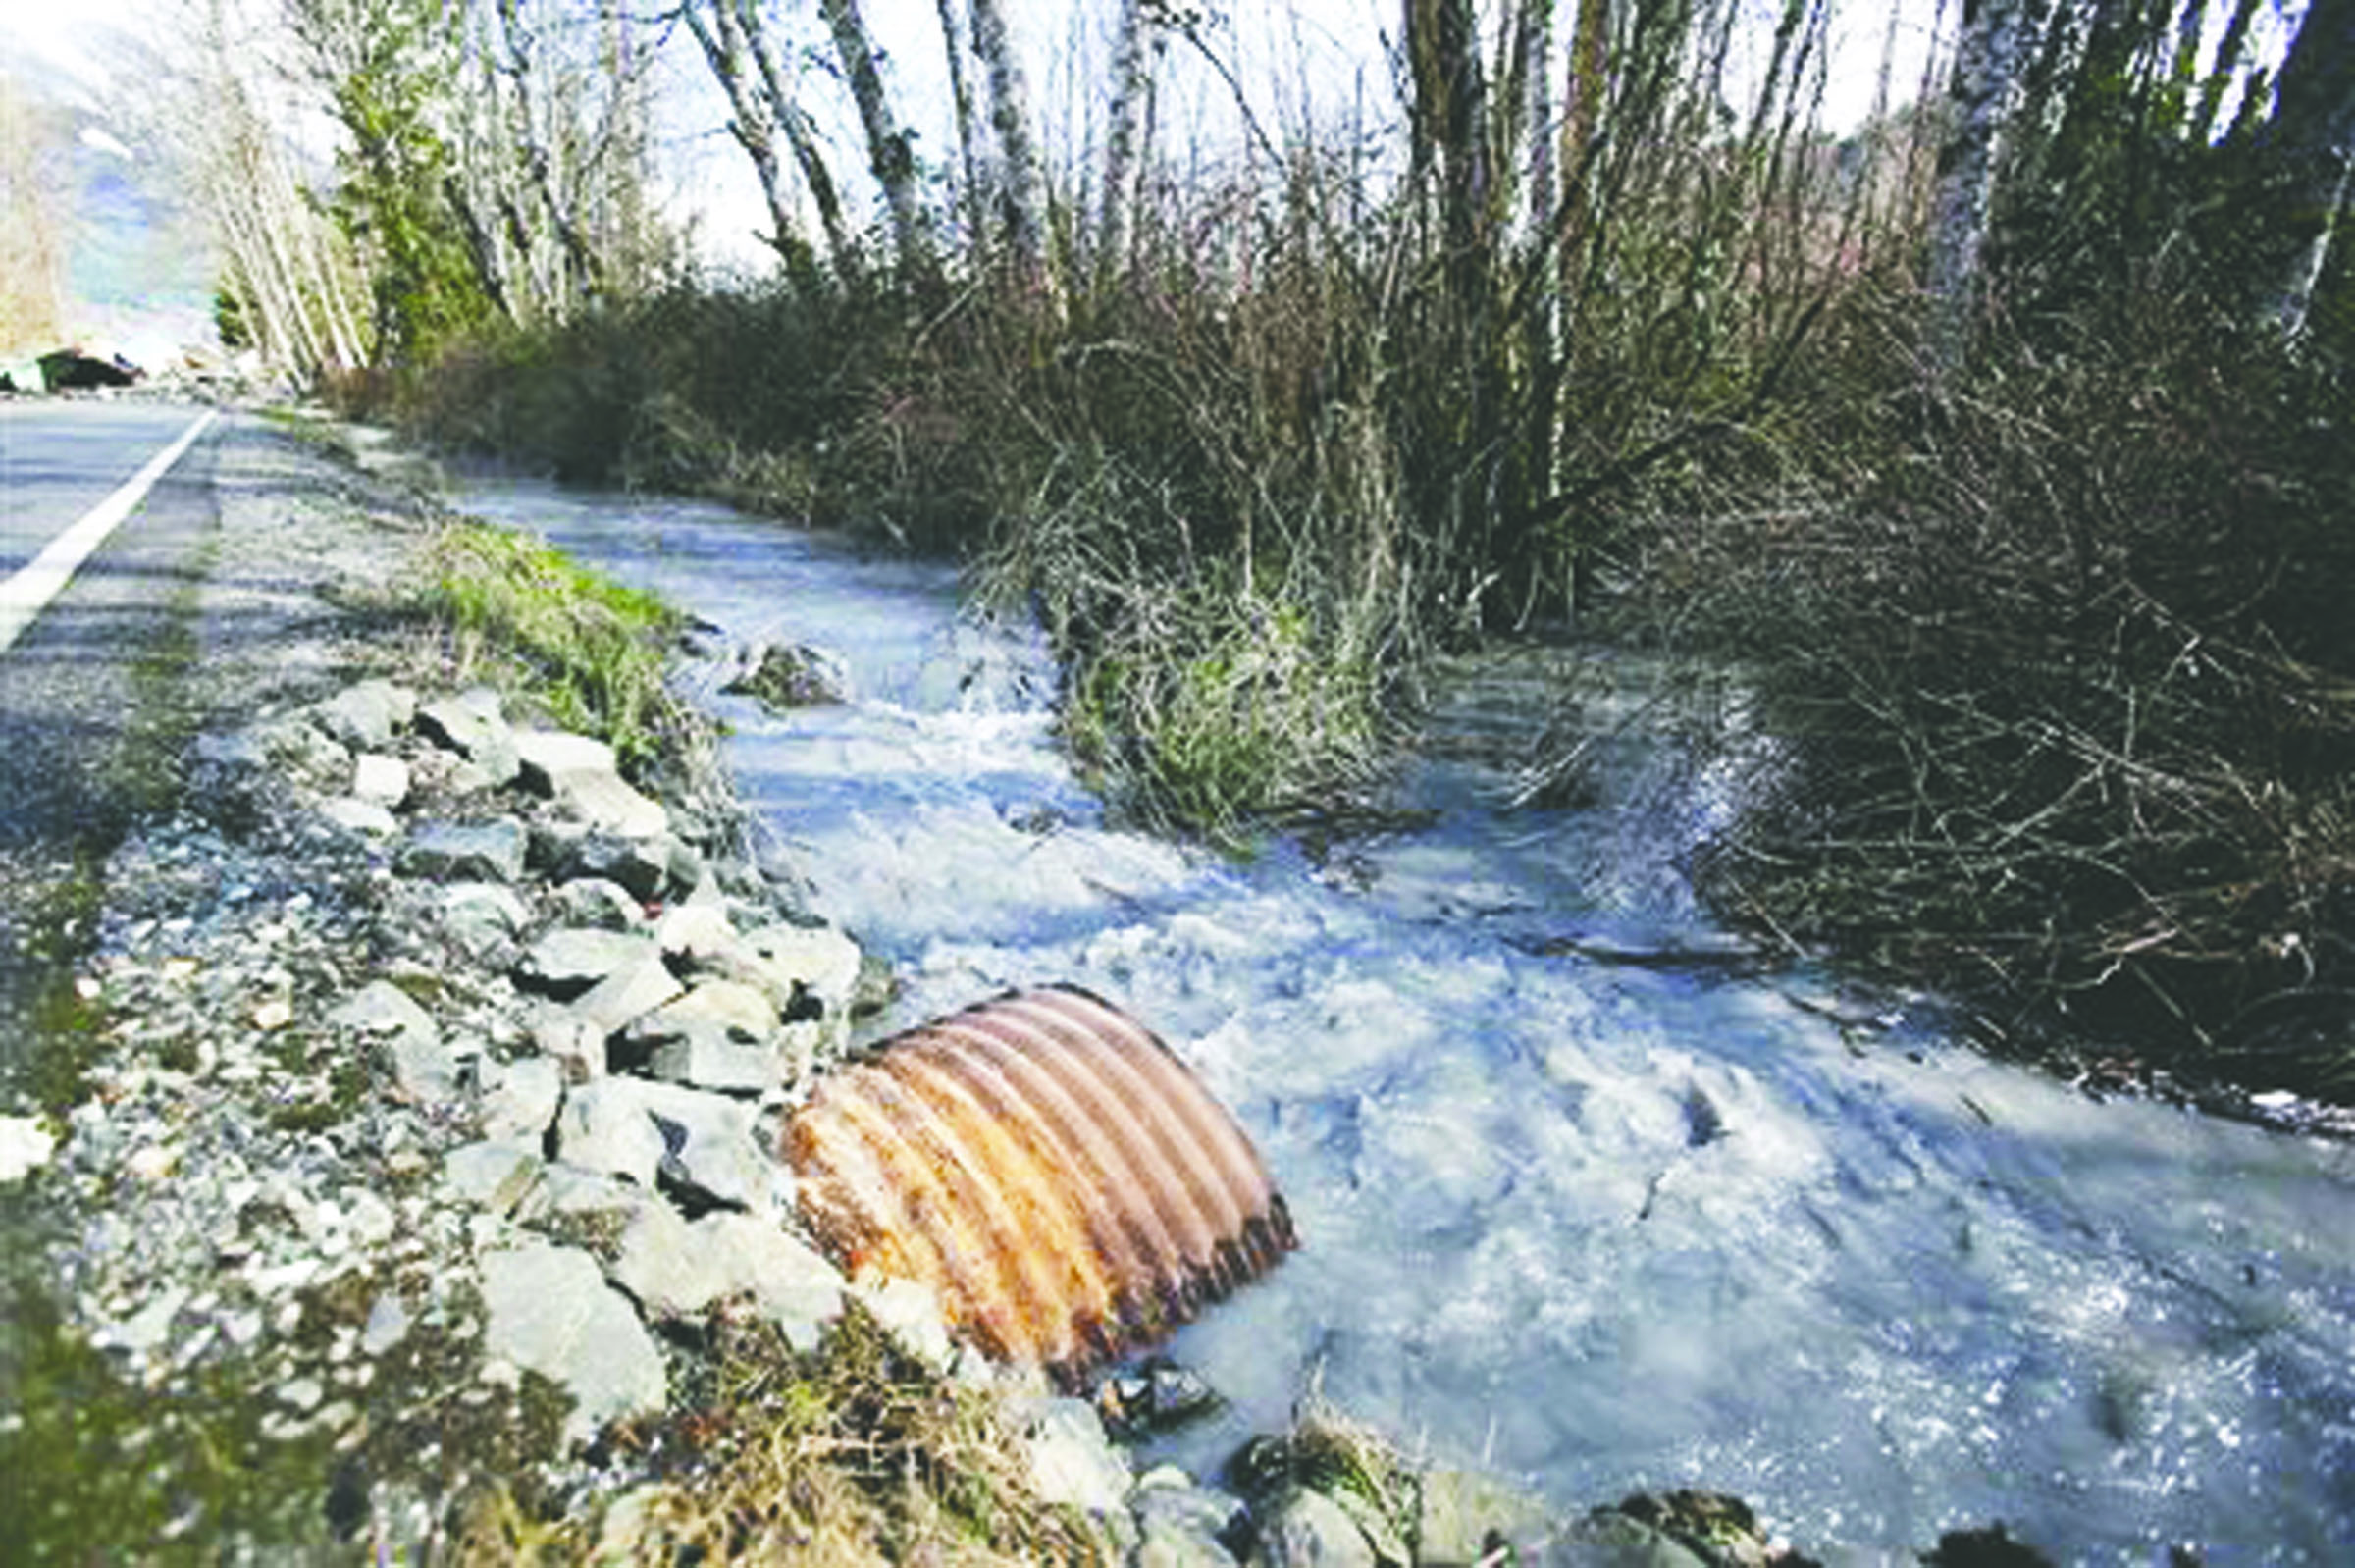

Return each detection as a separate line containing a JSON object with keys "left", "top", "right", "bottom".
{"left": 513, "top": 730, "right": 668, "bottom": 839}
{"left": 316, "top": 679, "right": 415, "bottom": 752}
{"left": 478, "top": 1240, "right": 667, "bottom": 1446}
{"left": 849, "top": 1274, "right": 956, "bottom": 1370}
{"left": 236, "top": 714, "right": 353, "bottom": 789}
{"left": 695, "top": 1213, "right": 844, "bottom": 1348}
{"left": 1537, "top": 1511, "right": 1713, "bottom": 1568}
{"left": 724, "top": 922, "right": 864, "bottom": 1020}
{"left": 1415, "top": 1470, "right": 1555, "bottom": 1567}
{"left": 569, "top": 952, "right": 686, "bottom": 1040}
{"left": 553, "top": 1077, "right": 771, "bottom": 1209}
{"left": 608, "top": 1207, "right": 843, "bottom": 1349}
{"left": 550, "top": 877, "right": 645, "bottom": 930}
{"left": 1096, "top": 1357, "right": 1222, "bottom": 1439}
{"left": 627, "top": 980, "right": 783, "bottom": 1094}
{"left": 551, "top": 1081, "right": 669, "bottom": 1188}
{"left": 320, "top": 797, "right": 400, "bottom": 838}
{"left": 330, "top": 980, "right": 460, "bottom": 1107}
{"left": 0, "top": 1115, "right": 59, "bottom": 1182}
{"left": 722, "top": 641, "right": 851, "bottom": 709}
{"left": 362, "top": 1293, "right": 410, "bottom": 1355}
{"left": 1013, "top": 1395, "right": 1133, "bottom": 1519}
{"left": 477, "top": 1055, "right": 564, "bottom": 1143}
{"left": 441, "top": 882, "right": 531, "bottom": 959}
{"left": 1131, "top": 1467, "right": 1245, "bottom": 1567}
{"left": 1249, "top": 1489, "right": 1379, "bottom": 1568}
{"left": 560, "top": 833, "right": 677, "bottom": 905}
{"left": 400, "top": 819, "right": 529, "bottom": 883}
{"left": 517, "top": 929, "right": 659, "bottom": 1001}
{"left": 350, "top": 753, "right": 412, "bottom": 809}
{"left": 530, "top": 1004, "right": 608, "bottom": 1081}
{"left": 443, "top": 1139, "right": 545, "bottom": 1214}
{"left": 415, "top": 687, "right": 520, "bottom": 787}
{"left": 653, "top": 903, "right": 741, "bottom": 969}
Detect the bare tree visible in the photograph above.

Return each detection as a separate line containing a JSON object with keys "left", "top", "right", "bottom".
{"left": 818, "top": 0, "right": 931, "bottom": 282}
{"left": 2264, "top": 0, "right": 2355, "bottom": 341}
{"left": 683, "top": 0, "right": 829, "bottom": 292}
{"left": 0, "top": 73, "right": 70, "bottom": 357}
{"left": 1094, "top": 0, "right": 1158, "bottom": 286}
{"left": 1926, "top": 0, "right": 2036, "bottom": 377}
{"left": 967, "top": 0, "right": 1045, "bottom": 282}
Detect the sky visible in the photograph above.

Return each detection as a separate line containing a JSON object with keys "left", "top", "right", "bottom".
{"left": 1, "top": 0, "right": 2311, "bottom": 315}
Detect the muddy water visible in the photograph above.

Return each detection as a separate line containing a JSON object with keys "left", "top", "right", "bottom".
{"left": 460, "top": 478, "right": 2355, "bottom": 1563}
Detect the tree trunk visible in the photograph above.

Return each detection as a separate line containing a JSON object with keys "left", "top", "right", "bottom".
{"left": 1926, "top": 0, "right": 2035, "bottom": 378}
{"left": 818, "top": 0, "right": 931, "bottom": 283}
{"left": 681, "top": 0, "right": 826, "bottom": 294}
{"left": 967, "top": 0, "right": 1046, "bottom": 283}
{"left": 2264, "top": 0, "right": 2355, "bottom": 341}
{"left": 932, "top": 0, "right": 987, "bottom": 253}
{"left": 1095, "top": 0, "right": 1154, "bottom": 287}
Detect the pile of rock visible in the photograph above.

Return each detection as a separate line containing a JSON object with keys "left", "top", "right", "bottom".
{"left": 8, "top": 662, "right": 1873, "bottom": 1565}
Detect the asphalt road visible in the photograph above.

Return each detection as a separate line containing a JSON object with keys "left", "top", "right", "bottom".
{"left": 0, "top": 399, "right": 226, "bottom": 851}
{"left": 1, "top": 398, "right": 227, "bottom": 1080}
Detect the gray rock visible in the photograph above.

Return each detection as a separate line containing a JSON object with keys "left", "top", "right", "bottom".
{"left": 723, "top": 641, "right": 851, "bottom": 708}
{"left": 653, "top": 903, "right": 741, "bottom": 969}
{"left": 416, "top": 687, "right": 519, "bottom": 787}
{"left": 330, "top": 980, "right": 460, "bottom": 1107}
{"left": 569, "top": 951, "right": 685, "bottom": 1039}
{"left": 551, "top": 1080, "right": 669, "bottom": 1188}
{"left": 1535, "top": 1514, "right": 1713, "bottom": 1568}
{"left": 401, "top": 819, "right": 529, "bottom": 883}
{"left": 362, "top": 1293, "right": 411, "bottom": 1355}
{"left": 350, "top": 753, "right": 412, "bottom": 809}
{"left": 443, "top": 1139, "right": 545, "bottom": 1215}
{"left": 1131, "top": 1467, "right": 1244, "bottom": 1567}
{"left": 697, "top": 1213, "right": 845, "bottom": 1348}
{"left": 850, "top": 1275, "right": 956, "bottom": 1370}
{"left": 479, "top": 1240, "right": 667, "bottom": 1446}
{"left": 0, "top": 1115, "right": 57, "bottom": 1182}
{"left": 550, "top": 877, "right": 645, "bottom": 930}
{"left": 316, "top": 679, "right": 415, "bottom": 752}
{"left": 696, "top": 921, "right": 863, "bottom": 1024}
{"left": 247, "top": 714, "right": 354, "bottom": 787}
{"left": 442, "top": 882, "right": 531, "bottom": 959}
{"left": 560, "top": 833, "right": 675, "bottom": 904}
{"left": 517, "top": 928, "right": 659, "bottom": 1000}
{"left": 646, "top": 1035, "right": 783, "bottom": 1096}
{"left": 513, "top": 730, "right": 668, "bottom": 839}
{"left": 529, "top": 1004, "right": 607, "bottom": 1081}
{"left": 553, "top": 1077, "right": 770, "bottom": 1209}
{"left": 628, "top": 979, "right": 782, "bottom": 1094}
{"left": 320, "top": 796, "right": 400, "bottom": 838}
{"left": 1018, "top": 1395, "right": 1134, "bottom": 1518}
{"left": 478, "top": 1055, "right": 565, "bottom": 1143}
{"left": 1249, "top": 1489, "right": 1379, "bottom": 1568}
{"left": 605, "top": 1198, "right": 721, "bottom": 1316}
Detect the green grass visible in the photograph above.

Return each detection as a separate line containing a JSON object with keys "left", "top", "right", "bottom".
{"left": 417, "top": 518, "right": 689, "bottom": 774}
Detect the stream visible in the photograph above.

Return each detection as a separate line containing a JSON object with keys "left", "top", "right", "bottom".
{"left": 457, "top": 476, "right": 2355, "bottom": 1563}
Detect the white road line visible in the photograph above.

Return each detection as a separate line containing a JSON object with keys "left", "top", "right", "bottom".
{"left": 0, "top": 408, "right": 219, "bottom": 654}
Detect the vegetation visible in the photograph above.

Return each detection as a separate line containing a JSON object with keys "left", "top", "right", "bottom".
{"left": 200, "top": 0, "right": 2354, "bottom": 1096}
{"left": 414, "top": 516, "right": 690, "bottom": 774}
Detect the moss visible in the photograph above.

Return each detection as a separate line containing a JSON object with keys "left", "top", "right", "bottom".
{"left": 0, "top": 1275, "right": 348, "bottom": 1562}
{"left": 567, "top": 1304, "right": 1111, "bottom": 1566}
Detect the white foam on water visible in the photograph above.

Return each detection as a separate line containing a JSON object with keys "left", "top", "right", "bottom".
{"left": 462, "top": 476, "right": 2355, "bottom": 1562}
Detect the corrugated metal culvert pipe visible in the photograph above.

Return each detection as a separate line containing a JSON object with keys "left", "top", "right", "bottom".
{"left": 782, "top": 984, "right": 1296, "bottom": 1386}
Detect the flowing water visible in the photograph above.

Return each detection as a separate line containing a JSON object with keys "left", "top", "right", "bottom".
{"left": 459, "top": 478, "right": 2355, "bottom": 1563}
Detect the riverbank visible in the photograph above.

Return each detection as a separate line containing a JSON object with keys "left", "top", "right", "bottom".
{"left": 0, "top": 413, "right": 1925, "bottom": 1565}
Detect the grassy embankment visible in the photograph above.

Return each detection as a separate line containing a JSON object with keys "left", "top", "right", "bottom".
{"left": 344, "top": 95, "right": 2355, "bottom": 1103}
